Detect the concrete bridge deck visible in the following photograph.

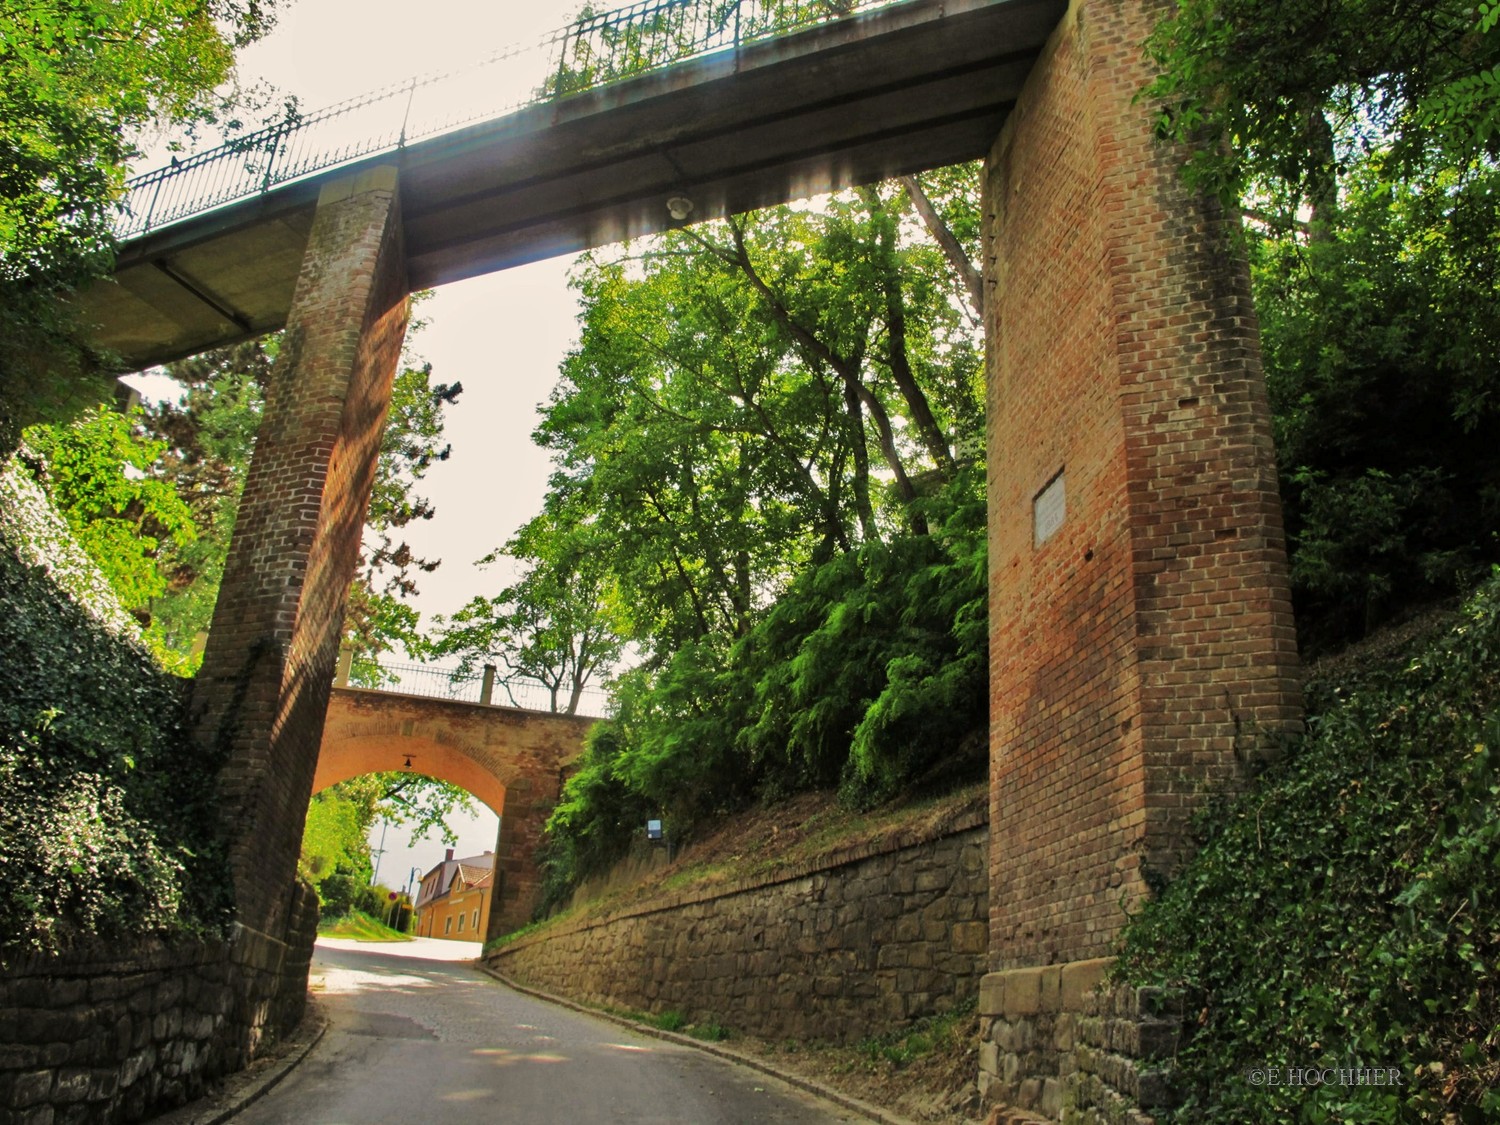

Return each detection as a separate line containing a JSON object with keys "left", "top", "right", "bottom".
{"left": 76, "top": 0, "right": 1064, "bottom": 371}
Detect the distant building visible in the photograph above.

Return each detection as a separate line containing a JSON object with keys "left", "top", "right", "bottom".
{"left": 414, "top": 849, "right": 497, "bottom": 942}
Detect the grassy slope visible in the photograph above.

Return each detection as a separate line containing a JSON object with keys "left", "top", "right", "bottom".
{"left": 318, "top": 911, "right": 412, "bottom": 942}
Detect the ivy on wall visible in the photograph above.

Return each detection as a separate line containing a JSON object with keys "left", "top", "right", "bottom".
{"left": 0, "top": 454, "right": 230, "bottom": 959}
{"left": 1118, "top": 573, "right": 1500, "bottom": 1123}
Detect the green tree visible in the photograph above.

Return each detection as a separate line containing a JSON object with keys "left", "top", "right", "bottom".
{"left": 300, "top": 772, "right": 476, "bottom": 904}
{"left": 140, "top": 339, "right": 270, "bottom": 659}
{"left": 0, "top": 0, "right": 279, "bottom": 444}
{"left": 19, "top": 406, "right": 196, "bottom": 621}
{"left": 530, "top": 175, "right": 992, "bottom": 898}
{"left": 1144, "top": 0, "right": 1499, "bottom": 215}
{"left": 125, "top": 323, "right": 462, "bottom": 672}
{"left": 1254, "top": 160, "right": 1500, "bottom": 646}
{"left": 344, "top": 362, "right": 464, "bottom": 673}
{"left": 430, "top": 508, "right": 623, "bottom": 714}
{"left": 1144, "top": 0, "right": 1500, "bottom": 649}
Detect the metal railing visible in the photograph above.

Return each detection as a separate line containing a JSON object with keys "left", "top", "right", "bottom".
{"left": 336, "top": 655, "right": 610, "bottom": 717}
{"left": 118, "top": 0, "right": 891, "bottom": 238}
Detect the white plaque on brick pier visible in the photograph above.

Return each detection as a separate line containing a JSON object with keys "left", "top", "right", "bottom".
{"left": 1033, "top": 469, "right": 1065, "bottom": 546}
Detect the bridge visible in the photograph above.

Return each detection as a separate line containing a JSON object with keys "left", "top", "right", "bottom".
{"left": 54, "top": 0, "right": 1306, "bottom": 1118}
{"left": 316, "top": 685, "right": 596, "bottom": 938}
{"left": 76, "top": 0, "right": 1064, "bottom": 370}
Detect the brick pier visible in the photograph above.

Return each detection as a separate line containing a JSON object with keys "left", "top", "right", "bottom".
{"left": 977, "top": 0, "right": 1302, "bottom": 1117}
{"left": 190, "top": 166, "right": 409, "bottom": 962}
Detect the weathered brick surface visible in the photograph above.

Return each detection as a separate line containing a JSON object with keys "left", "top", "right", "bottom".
{"left": 488, "top": 819, "right": 988, "bottom": 1044}
{"left": 190, "top": 167, "right": 410, "bottom": 938}
{"left": 982, "top": 0, "right": 1301, "bottom": 979}
{"left": 314, "top": 688, "right": 595, "bottom": 937}
{"left": 0, "top": 882, "right": 318, "bottom": 1125}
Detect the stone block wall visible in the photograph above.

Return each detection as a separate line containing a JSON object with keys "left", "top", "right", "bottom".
{"left": 0, "top": 882, "right": 318, "bottom": 1125}
{"left": 978, "top": 960, "right": 1193, "bottom": 1125}
{"left": 488, "top": 814, "right": 988, "bottom": 1044}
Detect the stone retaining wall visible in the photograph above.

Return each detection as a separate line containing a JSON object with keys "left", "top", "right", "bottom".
{"left": 488, "top": 812, "right": 988, "bottom": 1044}
{"left": 0, "top": 881, "right": 318, "bottom": 1125}
{"left": 978, "top": 961, "right": 1193, "bottom": 1124}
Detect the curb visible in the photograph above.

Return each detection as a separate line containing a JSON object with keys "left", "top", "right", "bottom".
{"left": 477, "top": 962, "right": 921, "bottom": 1125}
{"left": 152, "top": 1000, "right": 329, "bottom": 1125}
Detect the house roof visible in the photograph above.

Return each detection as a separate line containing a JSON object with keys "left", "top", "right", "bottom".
{"left": 415, "top": 851, "right": 495, "bottom": 909}
{"left": 452, "top": 866, "right": 495, "bottom": 895}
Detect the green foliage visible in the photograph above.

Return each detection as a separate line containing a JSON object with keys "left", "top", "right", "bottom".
{"left": 1117, "top": 573, "right": 1500, "bottom": 1123}
{"left": 857, "top": 997, "right": 973, "bottom": 1068}
{"left": 142, "top": 340, "right": 269, "bottom": 666}
{"left": 529, "top": 179, "right": 989, "bottom": 905}
{"left": 317, "top": 908, "right": 412, "bottom": 942}
{"left": 301, "top": 789, "right": 376, "bottom": 886}
{"left": 1143, "top": 0, "right": 1498, "bottom": 207}
{"left": 537, "top": 724, "right": 657, "bottom": 914}
{"left": 542, "top": 0, "right": 856, "bottom": 98}
{"left": 21, "top": 407, "right": 197, "bottom": 614}
{"left": 649, "top": 1009, "right": 686, "bottom": 1032}
{"left": 114, "top": 327, "right": 457, "bottom": 671}
{"left": 429, "top": 505, "right": 623, "bottom": 713}
{"left": 299, "top": 771, "right": 475, "bottom": 907}
{"left": 1253, "top": 158, "right": 1500, "bottom": 650}
{"left": 686, "top": 1019, "right": 732, "bottom": 1042}
{"left": 536, "top": 470, "right": 987, "bottom": 907}
{"left": 1151, "top": 0, "right": 1500, "bottom": 652}
{"left": 734, "top": 468, "right": 987, "bottom": 804}
{"left": 0, "top": 519, "right": 229, "bottom": 957}
{"left": 0, "top": 0, "right": 278, "bottom": 439}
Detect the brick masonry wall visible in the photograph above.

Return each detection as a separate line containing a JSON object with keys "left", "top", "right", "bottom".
{"left": 191, "top": 167, "right": 410, "bottom": 940}
{"left": 0, "top": 882, "right": 319, "bottom": 1125}
{"left": 314, "top": 689, "right": 595, "bottom": 938}
{"left": 982, "top": 0, "right": 1301, "bottom": 972}
{"left": 488, "top": 817, "right": 988, "bottom": 1045}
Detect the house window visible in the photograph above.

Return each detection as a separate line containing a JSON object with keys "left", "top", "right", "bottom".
{"left": 457, "top": 911, "right": 465, "bottom": 932}
{"left": 472, "top": 908, "right": 480, "bottom": 931}
{"left": 444, "top": 916, "right": 453, "bottom": 935}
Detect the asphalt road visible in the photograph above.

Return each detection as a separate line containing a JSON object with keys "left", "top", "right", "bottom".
{"left": 233, "top": 937, "right": 865, "bottom": 1125}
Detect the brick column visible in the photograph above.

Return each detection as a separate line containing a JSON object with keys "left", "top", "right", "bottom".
{"left": 977, "top": 0, "right": 1301, "bottom": 1117}
{"left": 488, "top": 771, "right": 555, "bottom": 940}
{"left": 193, "top": 167, "right": 409, "bottom": 938}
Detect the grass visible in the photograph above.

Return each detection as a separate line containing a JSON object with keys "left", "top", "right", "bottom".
{"left": 318, "top": 910, "right": 412, "bottom": 942}
{"left": 854, "top": 997, "right": 975, "bottom": 1069}
{"left": 591, "top": 1004, "right": 733, "bottom": 1041}
{"left": 529, "top": 782, "right": 987, "bottom": 937}
{"left": 483, "top": 917, "right": 550, "bottom": 954}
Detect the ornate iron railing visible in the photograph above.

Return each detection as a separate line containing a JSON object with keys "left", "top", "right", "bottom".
{"left": 118, "top": 0, "right": 891, "bottom": 238}
{"left": 339, "top": 656, "right": 610, "bottom": 717}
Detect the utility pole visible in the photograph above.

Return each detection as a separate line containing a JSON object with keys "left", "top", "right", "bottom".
{"left": 369, "top": 818, "right": 389, "bottom": 885}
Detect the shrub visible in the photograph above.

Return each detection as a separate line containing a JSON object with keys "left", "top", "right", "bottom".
{"left": 0, "top": 514, "right": 230, "bottom": 957}
{"left": 1117, "top": 571, "right": 1500, "bottom": 1123}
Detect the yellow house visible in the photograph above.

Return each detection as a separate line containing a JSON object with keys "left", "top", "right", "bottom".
{"left": 413, "top": 850, "right": 496, "bottom": 942}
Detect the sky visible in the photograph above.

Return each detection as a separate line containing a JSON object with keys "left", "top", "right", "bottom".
{"left": 143, "top": 0, "right": 605, "bottom": 886}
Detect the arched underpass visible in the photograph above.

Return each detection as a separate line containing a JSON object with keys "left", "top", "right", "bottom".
{"left": 313, "top": 687, "right": 596, "bottom": 938}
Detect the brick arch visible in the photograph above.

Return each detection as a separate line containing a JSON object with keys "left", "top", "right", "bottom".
{"left": 312, "top": 732, "right": 509, "bottom": 818}
{"left": 313, "top": 687, "right": 595, "bottom": 936}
